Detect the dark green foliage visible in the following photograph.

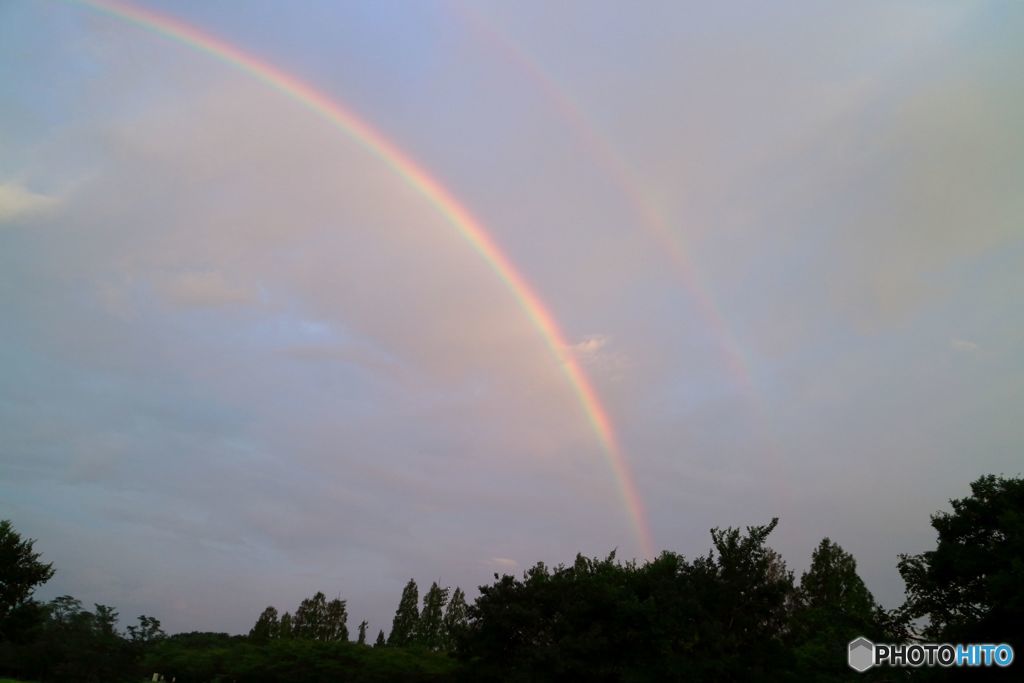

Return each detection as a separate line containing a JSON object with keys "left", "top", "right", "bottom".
{"left": 127, "top": 614, "right": 165, "bottom": 644}
{"left": 357, "top": 619, "right": 368, "bottom": 645}
{"left": 250, "top": 605, "right": 279, "bottom": 642}
{"left": 796, "top": 539, "right": 877, "bottom": 621}
{"left": 417, "top": 582, "right": 449, "bottom": 650}
{"left": 374, "top": 629, "right": 386, "bottom": 648}
{"left": 93, "top": 603, "right": 119, "bottom": 638}
{"left": 250, "top": 592, "right": 349, "bottom": 644}
{"left": 145, "top": 633, "right": 459, "bottom": 683}
{"left": 696, "top": 518, "right": 794, "bottom": 675}
{"left": 461, "top": 552, "right": 635, "bottom": 680}
{"left": 0, "top": 520, "right": 55, "bottom": 631}
{"left": 899, "top": 474, "right": 1024, "bottom": 648}
{"left": 292, "top": 591, "right": 328, "bottom": 640}
{"left": 0, "top": 600, "right": 48, "bottom": 676}
{"left": 0, "top": 594, "right": 136, "bottom": 682}
{"left": 325, "top": 597, "right": 349, "bottom": 642}
{"left": 279, "top": 610, "right": 293, "bottom": 639}
{"left": 459, "top": 521, "right": 797, "bottom": 681}
{"left": 788, "top": 539, "right": 893, "bottom": 680}
{"left": 441, "top": 587, "right": 468, "bottom": 651}
{"left": 389, "top": 579, "right": 419, "bottom": 647}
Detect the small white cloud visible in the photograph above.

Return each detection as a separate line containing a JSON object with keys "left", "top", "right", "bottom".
{"left": 570, "top": 334, "right": 609, "bottom": 356}
{"left": 162, "top": 271, "right": 254, "bottom": 308}
{"left": 564, "top": 334, "right": 629, "bottom": 379}
{"left": 950, "top": 338, "right": 979, "bottom": 352}
{"left": 487, "top": 557, "right": 519, "bottom": 570}
{"left": 0, "top": 182, "right": 58, "bottom": 223}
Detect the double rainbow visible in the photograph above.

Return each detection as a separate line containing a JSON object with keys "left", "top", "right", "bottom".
{"left": 72, "top": 0, "right": 655, "bottom": 557}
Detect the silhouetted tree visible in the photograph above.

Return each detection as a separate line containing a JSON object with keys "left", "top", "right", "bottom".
{"left": 48, "top": 595, "right": 84, "bottom": 626}
{"left": 461, "top": 521, "right": 798, "bottom": 681}
{"left": 389, "top": 579, "right": 419, "bottom": 646}
{"left": 797, "top": 539, "right": 876, "bottom": 619}
{"left": 374, "top": 628, "right": 386, "bottom": 648}
{"left": 417, "top": 581, "right": 449, "bottom": 649}
{"left": 127, "top": 614, "right": 165, "bottom": 644}
{"left": 279, "top": 610, "right": 293, "bottom": 639}
{"left": 23, "top": 595, "right": 134, "bottom": 682}
{"left": 790, "top": 538, "right": 888, "bottom": 679}
{"left": 688, "top": 518, "right": 794, "bottom": 679}
{"left": 93, "top": 603, "right": 119, "bottom": 638}
{"left": 288, "top": 592, "right": 349, "bottom": 642}
{"left": 356, "top": 619, "right": 368, "bottom": 645}
{"left": 293, "top": 591, "right": 327, "bottom": 639}
{"left": 0, "top": 519, "right": 55, "bottom": 634}
{"left": 324, "top": 596, "right": 349, "bottom": 642}
{"left": 442, "top": 587, "right": 468, "bottom": 651}
{"left": 899, "top": 474, "right": 1024, "bottom": 650}
{"left": 462, "top": 551, "right": 645, "bottom": 680}
{"left": 249, "top": 605, "right": 279, "bottom": 642}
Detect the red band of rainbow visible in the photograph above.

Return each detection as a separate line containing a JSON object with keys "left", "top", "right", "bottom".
{"left": 73, "top": 0, "right": 655, "bottom": 557}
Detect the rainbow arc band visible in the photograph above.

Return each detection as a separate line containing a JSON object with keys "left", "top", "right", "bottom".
{"left": 72, "top": 0, "right": 655, "bottom": 557}
{"left": 452, "top": 1, "right": 754, "bottom": 394}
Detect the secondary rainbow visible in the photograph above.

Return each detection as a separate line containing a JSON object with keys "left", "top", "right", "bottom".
{"left": 72, "top": 0, "right": 655, "bottom": 557}
{"left": 453, "top": 2, "right": 755, "bottom": 394}
{"left": 451, "top": 5, "right": 797, "bottom": 507}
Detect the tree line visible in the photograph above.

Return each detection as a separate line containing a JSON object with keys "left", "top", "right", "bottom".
{"left": 0, "top": 473, "right": 1020, "bottom": 681}
{"left": 246, "top": 579, "right": 469, "bottom": 651}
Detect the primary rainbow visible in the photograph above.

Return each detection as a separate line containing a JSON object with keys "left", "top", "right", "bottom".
{"left": 72, "top": 0, "right": 655, "bottom": 557}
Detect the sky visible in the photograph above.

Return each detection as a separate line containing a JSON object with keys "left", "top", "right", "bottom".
{"left": 1, "top": 0, "right": 1022, "bottom": 636}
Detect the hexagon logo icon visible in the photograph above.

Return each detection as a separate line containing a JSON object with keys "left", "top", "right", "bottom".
{"left": 848, "top": 637, "right": 875, "bottom": 672}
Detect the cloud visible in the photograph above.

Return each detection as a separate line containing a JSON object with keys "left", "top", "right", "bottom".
{"left": 5, "top": 0, "right": 1019, "bottom": 638}
{"left": 950, "top": 338, "right": 979, "bottom": 352}
{"left": 569, "top": 334, "right": 608, "bottom": 356}
{"left": 566, "top": 334, "right": 630, "bottom": 380}
{"left": 0, "top": 182, "right": 58, "bottom": 223}
{"left": 486, "top": 557, "right": 519, "bottom": 571}
{"left": 161, "top": 271, "right": 255, "bottom": 308}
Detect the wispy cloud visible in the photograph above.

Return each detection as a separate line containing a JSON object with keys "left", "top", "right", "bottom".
{"left": 161, "top": 271, "right": 255, "bottom": 308}
{"left": 566, "top": 334, "right": 629, "bottom": 381}
{"left": 569, "top": 334, "right": 608, "bottom": 357}
{"left": 0, "top": 182, "right": 58, "bottom": 223}
{"left": 950, "top": 338, "right": 979, "bottom": 352}
{"left": 486, "top": 557, "right": 519, "bottom": 571}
